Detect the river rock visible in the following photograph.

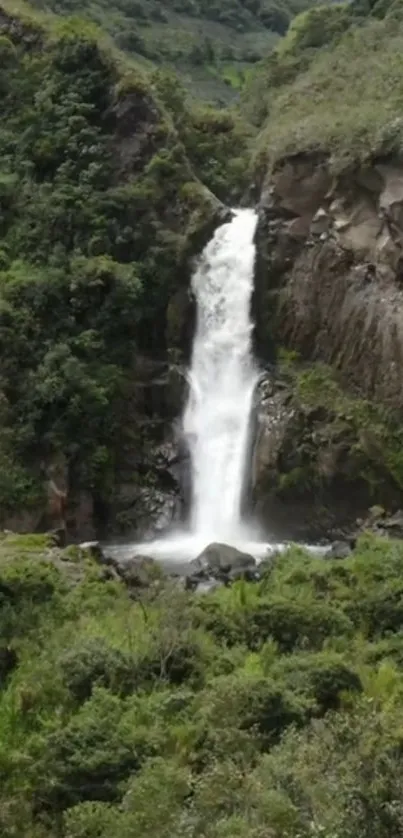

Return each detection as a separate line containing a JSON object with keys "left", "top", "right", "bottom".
{"left": 190, "top": 542, "right": 257, "bottom": 583}
{"left": 324, "top": 540, "right": 353, "bottom": 560}
{"left": 79, "top": 541, "right": 104, "bottom": 561}
{"left": 376, "top": 510, "right": 403, "bottom": 539}
{"left": 355, "top": 507, "right": 403, "bottom": 540}
{"left": 114, "top": 555, "right": 164, "bottom": 589}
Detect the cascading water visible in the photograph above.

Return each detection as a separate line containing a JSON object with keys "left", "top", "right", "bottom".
{"left": 183, "top": 208, "right": 258, "bottom": 543}
{"left": 108, "top": 209, "right": 277, "bottom": 562}
{"left": 106, "top": 209, "right": 325, "bottom": 563}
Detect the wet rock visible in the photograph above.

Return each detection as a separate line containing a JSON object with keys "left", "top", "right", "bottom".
{"left": 355, "top": 506, "right": 403, "bottom": 540}
{"left": 113, "top": 555, "right": 164, "bottom": 589}
{"left": 378, "top": 510, "right": 403, "bottom": 538}
{"left": 195, "top": 578, "right": 225, "bottom": 594}
{"left": 311, "top": 207, "right": 331, "bottom": 236}
{"left": 190, "top": 542, "right": 256, "bottom": 583}
{"left": 79, "top": 541, "right": 104, "bottom": 562}
{"left": 324, "top": 540, "right": 353, "bottom": 560}
{"left": 49, "top": 527, "right": 67, "bottom": 548}
{"left": 139, "top": 491, "right": 178, "bottom": 540}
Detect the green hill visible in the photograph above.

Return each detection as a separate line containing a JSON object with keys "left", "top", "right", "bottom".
{"left": 0, "top": 0, "right": 251, "bottom": 530}
{"left": 25, "top": 0, "right": 320, "bottom": 102}
{"left": 243, "top": 0, "right": 403, "bottom": 172}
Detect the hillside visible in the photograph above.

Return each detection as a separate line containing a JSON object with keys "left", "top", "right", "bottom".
{"left": 243, "top": 0, "right": 403, "bottom": 532}
{"left": 244, "top": 0, "right": 403, "bottom": 166}
{"left": 0, "top": 0, "right": 252, "bottom": 538}
{"left": 3, "top": 2, "right": 403, "bottom": 836}
{"left": 25, "top": 0, "right": 319, "bottom": 102}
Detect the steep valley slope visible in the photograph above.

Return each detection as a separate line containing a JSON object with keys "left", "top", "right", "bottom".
{"left": 2, "top": 4, "right": 403, "bottom": 836}
{"left": 24, "top": 0, "right": 318, "bottom": 102}
{"left": 0, "top": 1, "right": 241, "bottom": 539}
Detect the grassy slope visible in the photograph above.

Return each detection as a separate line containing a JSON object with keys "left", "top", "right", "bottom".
{"left": 244, "top": 0, "right": 403, "bottom": 172}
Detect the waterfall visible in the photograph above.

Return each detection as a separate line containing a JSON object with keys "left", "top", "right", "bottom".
{"left": 183, "top": 208, "right": 259, "bottom": 542}
{"left": 107, "top": 208, "right": 273, "bottom": 562}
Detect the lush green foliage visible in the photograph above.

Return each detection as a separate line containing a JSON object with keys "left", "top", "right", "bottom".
{"left": 0, "top": 7, "right": 249, "bottom": 517}
{"left": 152, "top": 68, "right": 251, "bottom": 199}
{"left": 273, "top": 358, "right": 403, "bottom": 502}
{"left": 2, "top": 532, "right": 403, "bottom": 835}
{"left": 244, "top": 0, "right": 403, "bottom": 169}
{"left": 24, "top": 0, "right": 319, "bottom": 103}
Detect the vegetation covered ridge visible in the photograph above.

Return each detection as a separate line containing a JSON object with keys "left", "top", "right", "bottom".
{"left": 245, "top": 0, "right": 403, "bottom": 172}
{"left": 19, "top": 0, "right": 320, "bottom": 102}
{"left": 0, "top": 1, "right": 250, "bottom": 530}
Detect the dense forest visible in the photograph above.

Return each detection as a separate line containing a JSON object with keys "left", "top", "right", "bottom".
{"left": 0, "top": 0, "right": 249, "bottom": 533}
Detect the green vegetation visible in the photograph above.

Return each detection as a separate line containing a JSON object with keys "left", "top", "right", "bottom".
{"left": 24, "top": 0, "right": 319, "bottom": 102}
{"left": 2, "top": 1, "right": 403, "bottom": 833}
{"left": 273, "top": 359, "right": 403, "bottom": 502}
{"left": 244, "top": 0, "right": 403, "bottom": 170}
{"left": 2, "top": 531, "right": 403, "bottom": 835}
{"left": 0, "top": 3, "right": 251, "bottom": 521}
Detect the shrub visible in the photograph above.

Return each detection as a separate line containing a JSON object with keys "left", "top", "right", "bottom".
{"left": 30, "top": 688, "right": 152, "bottom": 811}
{"left": 244, "top": 597, "right": 353, "bottom": 652}
{"left": 197, "top": 671, "right": 310, "bottom": 750}
{"left": 60, "top": 637, "right": 138, "bottom": 702}
{"left": 271, "top": 651, "right": 363, "bottom": 712}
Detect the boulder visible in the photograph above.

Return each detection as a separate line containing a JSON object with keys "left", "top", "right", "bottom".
{"left": 378, "top": 510, "right": 403, "bottom": 539}
{"left": 356, "top": 507, "right": 403, "bottom": 540}
{"left": 324, "top": 540, "right": 353, "bottom": 560}
{"left": 190, "top": 542, "right": 257, "bottom": 583}
{"left": 79, "top": 541, "right": 104, "bottom": 562}
{"left": 113, "top": 555, "right": 164, "bottom": 589}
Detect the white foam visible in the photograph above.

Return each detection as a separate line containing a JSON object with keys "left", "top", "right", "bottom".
{"left": 183, "top": 208, "right": 259, "bottom": 542}
{"left": 105, "top": 532, "right": 327, "bottom": 564}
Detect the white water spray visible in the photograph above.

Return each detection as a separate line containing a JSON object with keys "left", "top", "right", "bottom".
{"left": 183, "top": 208, "right": 258, "bottom": 542}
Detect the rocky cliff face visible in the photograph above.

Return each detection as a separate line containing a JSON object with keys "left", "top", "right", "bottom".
{"left": 255, "top": 154, "right": 403, "bottom": 407}
{"left": 251, "top": 154, "right": 403, "bottom": 537}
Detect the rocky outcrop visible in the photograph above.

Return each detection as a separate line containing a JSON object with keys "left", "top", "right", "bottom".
{"left": 95, "top": 357, "right": 191, "bottom": 539}
{"left": 189, "top": 542, "right": 258, "bottom": 584}
{"left": 98, "top": 540, "right": 265, "bottom": 591}
{"left": 251, "top": 154, "right": 403, "bottom": 535}
{"left": 251, "top": 365, "right": 403, "bottom": 541}
{"left": 255, "top": 154, "right": 403, "bottom": 410}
